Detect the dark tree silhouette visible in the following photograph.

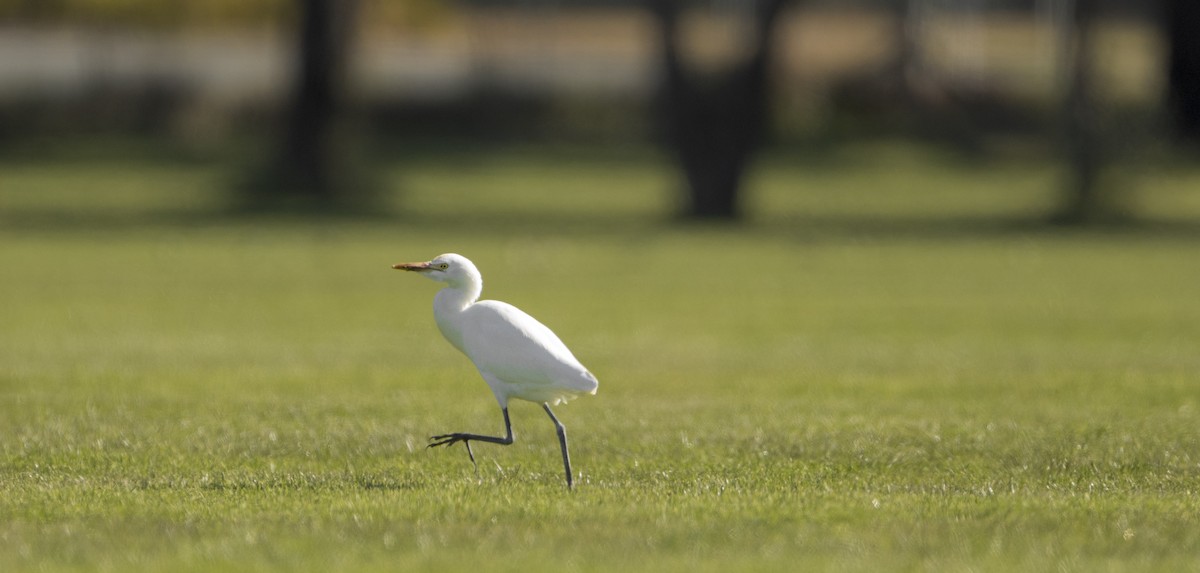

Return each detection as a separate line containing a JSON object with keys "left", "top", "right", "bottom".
{"left": 650, "top": 0, "right": 788, "bottom": 220}
{"left": 1166, "top": 0, "right": 1200, "bottom": 142}
{"left": 1056, "top": 0, "right": 1109, "bottom": 224}
{"left": 245, "top": 0, "right": 369, "bottom": 212}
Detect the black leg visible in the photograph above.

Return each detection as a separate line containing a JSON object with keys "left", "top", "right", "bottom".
{"left": 429, "top": 408, "right": 514, "bottom": 471}
{"left": 542, "top": 403, "right": 573, "bottom": 489}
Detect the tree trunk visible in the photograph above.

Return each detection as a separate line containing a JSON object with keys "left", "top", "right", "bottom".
{"left": 1056, "top": 0, "right": 1106, "bottom": 224}
{"left": 286, "top": 0, "right": 357, "bottom": 201}
{"left": 1166, "top": 0, "right": 1200, "bottom": 142}
{"left": 651, "top": 0, "right": 787, "bottom": 220}
{"left": 246, "top": 0, "right": 363, "bottom": 211}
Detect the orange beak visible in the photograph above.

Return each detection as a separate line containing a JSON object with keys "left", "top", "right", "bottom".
{"left": 392, "top": 261, "right": 432, "bottom": 272}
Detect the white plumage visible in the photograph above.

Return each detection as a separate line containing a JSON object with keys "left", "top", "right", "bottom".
{"left": 393, "top": 253, "right": 597, "bottom": 488}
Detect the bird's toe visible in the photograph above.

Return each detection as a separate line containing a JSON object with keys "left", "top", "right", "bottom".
{"left": 428, "top": 433, "right": 464, "bottom": 448}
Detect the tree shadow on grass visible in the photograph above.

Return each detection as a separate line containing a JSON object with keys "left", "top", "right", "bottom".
{"left": 747, "top": 214, "right": 1200, "bottom": 244}
{"left": 6, "top": 204, "right": 1200, "bottom": 246}
{"left": 0, "top": 203, "right": 399, "bottom": 234}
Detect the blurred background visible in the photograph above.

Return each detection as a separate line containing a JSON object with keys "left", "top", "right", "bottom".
{"left": 0, "top": 0, "right": 1197, "bottom": 223}
{"left": 7, "top": 5, "right": 1200, "bottom": 571}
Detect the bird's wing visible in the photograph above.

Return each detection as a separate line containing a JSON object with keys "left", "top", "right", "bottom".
{"left": 460, "top": 300, "right": 597, "bottom": 394}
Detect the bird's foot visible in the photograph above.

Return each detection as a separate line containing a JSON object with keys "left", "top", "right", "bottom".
{"left": 429, "top": 433, "right": 478, "bottom": 470}
{"left": 428, "top": 433, "right": 471, "bottom": 448}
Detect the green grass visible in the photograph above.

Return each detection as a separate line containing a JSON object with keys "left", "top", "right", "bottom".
{"left": 2, "top": 142, "right": 1200, "bottom": 571}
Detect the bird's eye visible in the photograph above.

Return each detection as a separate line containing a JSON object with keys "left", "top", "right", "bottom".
{"left": 438, "top": 263, "right": 449, "bottom": 270}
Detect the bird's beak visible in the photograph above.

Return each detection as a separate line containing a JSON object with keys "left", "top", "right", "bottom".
{"left": 392, "top": 261, "right": 432, "bottom": 272}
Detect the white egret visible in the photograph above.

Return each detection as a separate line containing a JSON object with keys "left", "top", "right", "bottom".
{"left": 393, "top": 253, "right": 598, "bottom": 488}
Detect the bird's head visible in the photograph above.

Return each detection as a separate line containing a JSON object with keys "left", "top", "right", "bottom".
{"left": 392, "top": 253, "right": 481, "bottom": 288}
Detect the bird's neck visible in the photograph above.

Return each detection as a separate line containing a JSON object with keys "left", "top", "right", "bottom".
{"left": 436, "top": 279, "right": 481, "bottom": 311}
{"left": 432, "top": 282, "right": 481, "bottom": 354}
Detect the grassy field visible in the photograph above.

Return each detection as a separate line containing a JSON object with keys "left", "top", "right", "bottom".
{"left": 2, "top": 142, "right": 1200, "bottom": 571}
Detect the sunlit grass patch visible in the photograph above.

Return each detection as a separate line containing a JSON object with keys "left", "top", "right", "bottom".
{"left": 2, "top": 142, "right": 1200, "bottom": 571}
